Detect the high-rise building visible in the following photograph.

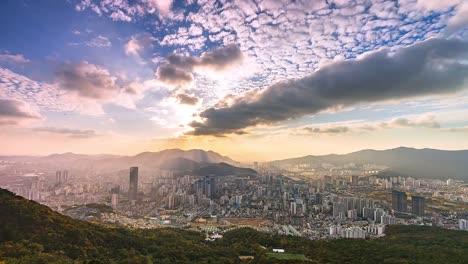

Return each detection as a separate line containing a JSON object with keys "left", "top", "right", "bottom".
{"left": 459, "top": 219, "right": 468, "bottom": 231}
{"left": 62, "top": 170, "right": 69, "bottom": 183}
{"left": 392, "top": 190, "right": 407, "bottom": 212}
{"left": 290, "top": 200, "right": 297, "bottom": 215}
{"left": 111, "top": 193, "right": 118, "bottom": 209}
{"left": 204, "top": 176, "right": 211, "bottom": 198}
{"left": 315, "top": 193, "right": 323, "bottom": 205}
{"left": 347, "top": 209, "right": 357, "bottom": 220}
{"left": 411, "top": 195, "right": 425, "bottom": 216}
{"left": 167, "top": 194, "right": 175, "bottom": 209}
{"left": 333, "top": 202, "right": 346, "bottom": 219}
{"left": 362, "top": 207, "right": 374, "bottom": 219}
{"left": 374, "top": 209, "right": 385, "bottom": 223}
{"left": 447, "top": 179, "right": 454, "bottom": 186}
{"left": 129, "top": 167, "right": 138, "bottom": 201}
{"left": 209, "top": 177, "right": 217, "bottom": 199}
{"left": 55, "top": 171, "right": 62, "bottom": 185}
{"left": 351, "top": 175, "right": 359, "bottom": 186}
{"left": 382, "top": 214, "right": 397, "bottom": 225}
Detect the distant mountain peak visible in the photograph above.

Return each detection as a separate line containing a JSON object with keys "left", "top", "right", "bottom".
{"left": 270, "top": 147, "right": 468, "bottom": 181}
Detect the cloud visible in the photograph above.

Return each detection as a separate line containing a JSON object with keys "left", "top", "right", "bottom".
{"left": 445, "top": 126, "right": 468, "bottom": 133}
{"left": 0, "top": 54, "right": 30, "bottom": 64}
{"left": 296, "top": 114, "right": 444, "bottom": 136}
{"left": 110, "top": 10, "right": 132, "bottom": 22}
{"left": 55, "top": 61, "right": 120, "bottom": 99}
{"left": 188, "top": 38, "right": 468, "bottom": 136}
{"left": 415, "top": 0, "right": 462, "bottom": 10}
{"left": 156, "top": 44, "right": 243, "bottom": 86}
{"left": 302, "top": 126, "right": 350, "bottom": 134}
{"left": 412, "top": 0, "right": 468, "bottom": 34}
{"left": 86, "top": 35, "right": 111, "bottom": 47}
{"left": 168, "top": 44, "right": 243, "bottom": 71}
{"left": 124, "top": 82, "right": 145, "bottom": 95}
{"left": 32, "top": 127, "right": 99, "bottom": 138}
{"left": 447, "top": 2, "right": 468, "bottom": 33}
{"left": 125, "top": 33, "right": 154, "bottom": 56}
{"left": 174, "top": 93, "right": 199, "bottom": 105}
{"left": 0, "top": 99, "right": 42, "bottom": 125}
{"left": 385, "top": 116, "right": 441, "bottom": 129}
{"left": 143, "top": 0, "right": 173, "bottom": 14}
{"left": 156, "top": 64, "right": 194, "bottom": 86}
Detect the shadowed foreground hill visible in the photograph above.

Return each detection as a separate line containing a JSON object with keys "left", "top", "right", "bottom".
{"left": 1, "top": 188, "right": 468, "bottom": 264}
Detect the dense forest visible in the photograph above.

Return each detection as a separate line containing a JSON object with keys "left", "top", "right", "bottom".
{"left": 1, "top": 188, "right": 467, "bottom": 263}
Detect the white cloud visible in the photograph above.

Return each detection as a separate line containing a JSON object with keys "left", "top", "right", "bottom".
{"left": 0, "top": 53, "right": 30, "bottom": 64}
{"left": 86, "top": 35, "right": 112, "bottom": 47}
{"left": 125, "top": 33, "right": 154, "bottom": 57}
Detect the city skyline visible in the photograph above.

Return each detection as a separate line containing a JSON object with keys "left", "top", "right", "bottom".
{"left": 1, "top": 1, "right": 468, "bottom": 263}
{"left": 1, "top": 0, "right": 468, "bottom": 161}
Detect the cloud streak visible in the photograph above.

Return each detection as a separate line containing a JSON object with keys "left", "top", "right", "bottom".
{"left": 188, "top": 38, "right": 468, "bottom": 136}
{"left": 0, "top": 53, "right": 29, "bottom": 64}
{"left": 32, "top": 127, "right": 99, "bottom": 138}
{"left": 297, "top": 115, "right": 443, "bottom": 135}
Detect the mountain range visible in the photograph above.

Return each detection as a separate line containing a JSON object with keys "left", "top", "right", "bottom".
{"left": 270, "top": 147, "right": 468, "bottom": 181}
{"left": 0, "top": 149, "right": 237, "bottom": 172}
{"left": 1, "top": 147, "right": 467, "bottom": 180}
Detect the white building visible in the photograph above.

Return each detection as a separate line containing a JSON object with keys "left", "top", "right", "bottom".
{"left": 366, "top": 224, "right": 386, "bottom": 236}
{"left": 340, "top": 227, "right": 366, "bottom": 239}
{"left": 382, "top": 215, "right": 397, "bottom": 225}
{"left": 111, "top": 193, "right": 118, "bottom": 209}
{"left": 459, "top": 219, "right": 468, "bottom": 231}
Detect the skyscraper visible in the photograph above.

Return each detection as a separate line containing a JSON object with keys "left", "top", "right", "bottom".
{"left": 129, "top": 167, "right": 138, "bottom": 201}
{"left": 55, "top": 170, "right": 62, "bottom": 185}
{"left": 351, "top": 175, "right": 358, "bottom": 186}
{"left": 209, "top": 177, "right": 217, "bottom": 199}
{"left": 392, "top": 190, "right": 407, "bottom": 212}
{"left": 411, "top": 195, "right": 425, "bottom": 216}
{"left": 62, "top": 170, "right": 69, "bottom": 183}
{"left": 111, "top": 193, "right": 118, "bottom": 209}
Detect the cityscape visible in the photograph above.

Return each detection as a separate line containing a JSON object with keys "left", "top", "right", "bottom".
{"left": 1, "top": 149, "right": 467, "bottom": 241}
{"left": 1, "top": 0, "right": 468, "bottom": 263}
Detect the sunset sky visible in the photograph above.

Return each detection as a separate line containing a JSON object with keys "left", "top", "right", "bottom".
{"left": 1, "top": 0, "right": 468, "bottom": 161}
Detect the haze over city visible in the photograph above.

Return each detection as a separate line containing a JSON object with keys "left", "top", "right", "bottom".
{"left": 1, "top": 1, "right": 468, "bottom": 263}
{"left": 1, "top": 0, "right": 468, "bottom": 161}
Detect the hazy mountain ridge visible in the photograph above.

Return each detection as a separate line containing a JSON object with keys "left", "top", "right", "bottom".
{"left": 270, "top": 147, "right": 468, "bottom": 181}
{"left": 0, "top": 149, "right": 239, "bottom": 173}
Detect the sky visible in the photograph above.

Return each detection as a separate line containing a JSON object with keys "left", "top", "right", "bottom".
{"left": 0, "top": 0, "right": 468, "bottom": 161}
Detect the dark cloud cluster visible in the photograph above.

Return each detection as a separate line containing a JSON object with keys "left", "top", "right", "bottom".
{"left": 188, "top": 38, "right": 468, "bottom": 136}
{"left": 32, "top": 127, "right": 98, "bottom": 138}
{"left": 156, "top": 44, "right": 243, "bottom": 86}
{"left": 174, "top": 93, "right": 199, "bottom": 105}
{"left": 56, "top": 61, "right": 120, "bottom": 99}
{"left": 0, "top": 99, "right": 41, "bottom": 125}
{"left": 156, "top": 64, "right": 195, "bottom": 86}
